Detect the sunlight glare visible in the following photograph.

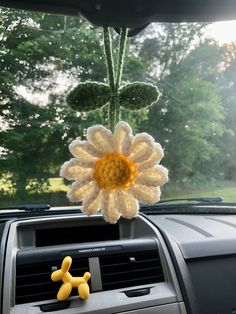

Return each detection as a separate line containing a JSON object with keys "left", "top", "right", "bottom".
{"left": 207, "top": 20, "right": 236, "bottom": 44}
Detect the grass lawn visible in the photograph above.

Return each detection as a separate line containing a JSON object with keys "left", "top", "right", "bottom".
{"left": 48, "top": 178, "right": 68, "bottom": 192}
{"left": 49, "top": 178, "right": 236, "bottom": 202}
{"left": 166, "top": 185, "right": 236, "bottom": 202}
{"left": 0, "top": 177, "right": 68, "bottom": 193}
{"left": 1, "top": 177, "right": 236, "bottom": 204}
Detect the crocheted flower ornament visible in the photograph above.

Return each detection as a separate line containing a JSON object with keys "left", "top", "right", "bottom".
{"left": 60, "top": 121, "right": 168, "bottom": 224}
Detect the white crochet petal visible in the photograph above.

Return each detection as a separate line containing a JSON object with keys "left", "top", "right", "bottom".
{"left": 135, "top": 165, "right": 169, "bottom": 187}
{"left": 69, "top": 140, "right": 101, "bottom": 158}
{"left": 87, "top": 125, "right": 114, "bottom": 153}
{"left": 100, "top": 191, "right": 120, "bottom": 224}
{"left": 113, "top": 121, "right": 133, "bottom": 155}
{"left": 60, "top": 159, "right": 93, "bottom": 181}
{"left": 128, "top": 133, "right": 155, "bottom": 163}
{"left": 69, "top": 140, "right": 99, "bottom": 168}
{"left": 68, "top": 170, "right": 93, "bottom": 186}
{"left": 137, "top": 143, "right": 164, "bottom": 170}
{"left": 129, "top": 184, "right": 161, "bottom": 204}
{"left": 82, "top": 185, "right": 101, "bottom": 215}
{"left": 67, "top": 181, "right": 96, "bottom": 203}
{"left": 116, "top": 190, "right": 139, "bottom": 219}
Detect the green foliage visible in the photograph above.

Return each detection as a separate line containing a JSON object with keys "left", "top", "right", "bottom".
{"left": 1, "top": 8, "right": 235, "bottom": 203}
{"left": 0, "top": 8, "right": 148, "bottom": 200}
{"left": 217, "top": 43, "right": 236, "bottom": 179}
{"left": 136, "top": 23, "right": 207, "bottom": 78}
{"left": 143, "top": 38, "right": 226, "bottom": 183}
{"left": 66, "top": 82, "right": 110, "bottom": 111}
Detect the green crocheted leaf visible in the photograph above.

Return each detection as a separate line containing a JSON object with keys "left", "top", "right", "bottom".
{"left": 119, "top": 82, "right": 160, "bottom": 110}
{"left": 66, "top": 82, "right": 110, "bottom": 112}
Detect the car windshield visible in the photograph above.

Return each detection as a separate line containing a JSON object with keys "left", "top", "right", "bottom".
{"left": 0, "top": 8, "right": 236, "bottom": 208}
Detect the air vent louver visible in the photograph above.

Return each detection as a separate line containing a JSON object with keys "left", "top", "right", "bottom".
{"left": 15, "top": 258, "right": 89, "bottom": 304}
{"left": 15, "top": 241, "right": 165, "bottom": 304}
{"left": 100, "top": 250, "right": 164, "bottom": 290}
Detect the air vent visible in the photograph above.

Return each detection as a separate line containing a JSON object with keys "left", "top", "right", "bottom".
{"left": 100, "top": 250, "right": 164, "bottom": 290}
{"left": 15, "top": 257, "right": 89, "bottom": 304}
{"left": 15, "top": 239, "right": 164, "bottom": 304}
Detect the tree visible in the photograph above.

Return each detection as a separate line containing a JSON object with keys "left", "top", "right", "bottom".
{"left": 136, "top": 27, "right": 226, "bottom": 186}
{"left": 0, "top": 8, "right": 147, "bottom": 199}
{"left": 218, "top": 42, "right": 236, "bottom": 180}
{"left": 135, "top": 23, "right": 207, "bottom": 79}
{"left": 1, "top": 10, "right": 233, "bottom": 200}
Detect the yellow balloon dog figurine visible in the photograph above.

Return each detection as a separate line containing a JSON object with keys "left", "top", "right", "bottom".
{"left": 51, "top": 256, "right": 91, "bottom": 301}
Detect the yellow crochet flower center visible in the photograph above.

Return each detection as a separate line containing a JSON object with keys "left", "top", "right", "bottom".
{"left": 93, "top": 152, "right": 137, "bottom": 190}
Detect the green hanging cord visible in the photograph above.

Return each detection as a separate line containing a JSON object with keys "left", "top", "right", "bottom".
{"left": 103, "top": 27, "right": 116, "bottom": 130}
{"left": 103, "top": 27, "right": 128, "bottom": 130}
{"left": 114, "top": 28, "right": 128, "bottom": 123}
{"left": 115, "top": 28, "right": 128, "bottom": 90}
{"left": 103, "top": 27, "right": 116, "bottom": 91}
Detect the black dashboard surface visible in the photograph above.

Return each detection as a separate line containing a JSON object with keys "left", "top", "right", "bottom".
{"left": 1, "top": 212, "right": 236, "bottom": 314}
{"left": 148, "top": 214, "right": 236, "bottom": 259}
{"left": 149, "top": 213, "right": 236, "bottom": 314}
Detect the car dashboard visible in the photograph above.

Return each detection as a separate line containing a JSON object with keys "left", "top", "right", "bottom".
{"left": 1, "top": 210, "right": 236, "bottom": 314}
{"left": 1, "top": 0, "right": 236, "bottom": 312}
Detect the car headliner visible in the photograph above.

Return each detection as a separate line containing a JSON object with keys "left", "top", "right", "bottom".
{"left": 1, "top": 0, "right": 236, "bottom": 28}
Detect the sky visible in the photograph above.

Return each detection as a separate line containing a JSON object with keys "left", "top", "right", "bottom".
{"left": 207, "top": 20, "right": 236, "bottom": 44}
